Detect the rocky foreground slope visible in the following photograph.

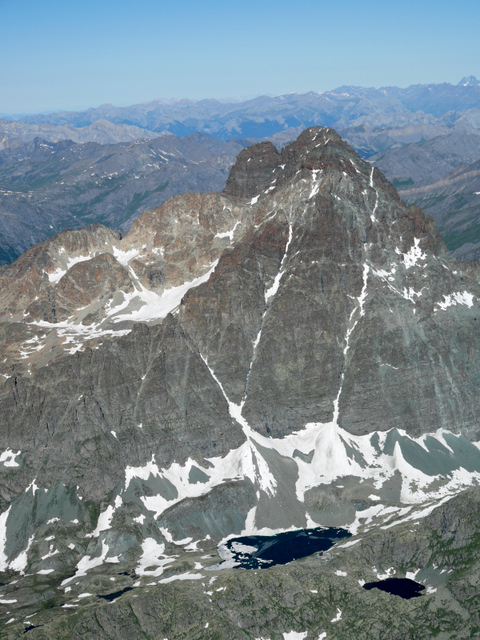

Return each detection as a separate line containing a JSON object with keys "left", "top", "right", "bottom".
{"left": 1, "top": 127, "right": 480, "bottom": 637}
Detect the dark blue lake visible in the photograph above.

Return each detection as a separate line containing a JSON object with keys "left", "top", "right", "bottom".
{"left": 98, "top": 586, "right": 133, "bottom": 601}
{"left": 223, "top": 526, "right": 351, "bottom": 569}
{"left": 363, "top": 578, "right": 425, "bottom": 599}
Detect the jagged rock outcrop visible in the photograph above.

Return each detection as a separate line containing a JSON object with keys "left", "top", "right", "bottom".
{"left": 0, "top": 133, "right": 248, "bottom": 265}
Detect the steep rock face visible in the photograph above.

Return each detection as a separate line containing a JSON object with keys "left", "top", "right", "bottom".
{"left": 0, "top": 193, "right": 252, "bottom": 375}
{"left": 224, "top": 141, "right": 281, "bottom": 198}
{"left": 180, "top": 127, "right": 480, "bottom": 439}
{"left": 0, "top": 224, "right": 122, "bottom": 321}
{"left": 1, "top": 126, "right": 480, "bottom": 496}
{"left": 0, "top": 319, "right": 244, "bottom": 505}
{"left": 49, "top": 252, "right": 134, "bottom": 320}
{"left": 179, "top": 218, "right": 289, "bottom": 403}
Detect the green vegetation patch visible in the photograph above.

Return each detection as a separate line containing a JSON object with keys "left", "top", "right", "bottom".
{"left": 443, "top": 220, "right": 480, "bottom": 253}
{"left": 392, "top": 177, "right": 414, "bottom": 187}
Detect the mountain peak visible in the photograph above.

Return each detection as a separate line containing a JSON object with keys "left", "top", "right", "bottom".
{"left": 223, "top": 140, "right": 280, "bottom": 198}
{"left": 458, "top": 75, "right": 480, "bottom": 87}
{"left": 224, "top": 126, "right": 350, "bottom": 199}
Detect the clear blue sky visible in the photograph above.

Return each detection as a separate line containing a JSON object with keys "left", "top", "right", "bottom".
{"left": 1, "top": 0, "right": 479, "bottom": 115}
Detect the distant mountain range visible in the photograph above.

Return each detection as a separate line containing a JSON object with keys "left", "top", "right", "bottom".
{"left": 16, "top": 76, "right": 480, "bottom": 141}
{"left": 1, "top": 77, "right": 480, "bottom": 264}
{"left": 393, "top": 156, "right": 480, "bottom": 261}
{"left": 0, "top": 118, "right": 161, "bottom": 145}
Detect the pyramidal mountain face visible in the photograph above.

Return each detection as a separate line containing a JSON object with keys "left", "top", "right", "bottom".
{"left": 2, "top": 127, "right": 480, "bottom": 635}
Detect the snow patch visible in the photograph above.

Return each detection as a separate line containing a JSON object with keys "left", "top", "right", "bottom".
{"left": 371, "top": 266, "right": 396, "bottom": 282}
{"left": 46, "top": 254, "right": 96, "bottom": 283}
{"left": 0, "top": 449, "right": 21, "bottom": 467}
{"left": 136, "top": 538, "right": 175, "bottom": 577}
{"left": 309, "top": 169, "right": 322, "bottom": 199}
{"left": 282, "top": 632, "right": 308, "bottom": 640}
{"left": 159, "top": 572, "right": 203, "bottom": 584}
{"left": 46, "top": 268, "right": 67, "bottom": 283}
{"left": 400, "top": 238, "right": 427, "bottom": 269}
{"left": 87, "top": 495, "right": 122, "bottom": 538}
{"left": 61, "top": 540, "right": 115, "bottom": 585}
{"left": 405, "top": 569, "right": 419, "bottom": 581}
{"left": 9, "top": 534, "right": 34, "bottom": 574}
{"left": 25, "top": 478, "right": 38, "bottom": 494}
{"left": 112, "top": 246, "right": 140, "bottom": 265}
{"left": 402, "top": 287, "right": 425, "bottom": 302}
{"left": 374, "top": 566, "right": 395, "bottom": 580}
{"left": 330, "top": 608, "right": 342, "bottom": 623}
{"left": 337, "top": 539, "right": 360, "bottom": 549}
{"left": 41, "top": 546, "right": 59, "bottom": 560}
{"left": 215, "top": 221, "right": 240, "bottom": 241}
{"left": 111, "top": 260, "right": 219, "bottom": 324}
{"left": 436, "top": 291, "right": 474, "bottom": 311}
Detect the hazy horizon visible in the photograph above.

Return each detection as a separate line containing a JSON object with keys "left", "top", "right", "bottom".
{"left": 2, "top": 75, "right": 480, "bottom": 120}
{"left": 2, "top": 0, "right": 479, "bottom": 115}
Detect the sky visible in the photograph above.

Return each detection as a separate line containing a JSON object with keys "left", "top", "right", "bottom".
{"left": 1, "top": 0, "right": 479, "bottom": 115}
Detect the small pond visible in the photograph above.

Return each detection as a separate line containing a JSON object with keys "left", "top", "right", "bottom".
{"left": 221, "top": 526, "right": 351, "bottom": 569}
{"left": 363, "top": 578, "right": 425, "bottom": 599}
{"left": 98, "top": 586, "right": 134, "bottom": 601}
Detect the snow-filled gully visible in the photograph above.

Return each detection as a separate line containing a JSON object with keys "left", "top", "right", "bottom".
{"left": 200, "top": 356, "right": 277, "bottom": 498}
{"left": 264, "top": 223, "right": 293, "bottom": 303}
{"left": 332, "top": 264, "right": 369, "bottom": 426}
{"left": 244, "top": 222, "right": 293, "bottom": 401}
{"left": 369, "top": 167, "right": 379, "bottom": 222}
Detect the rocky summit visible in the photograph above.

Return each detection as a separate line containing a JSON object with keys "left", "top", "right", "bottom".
{"left": 1, "top": 126, "right": 480, "bottom": 638}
